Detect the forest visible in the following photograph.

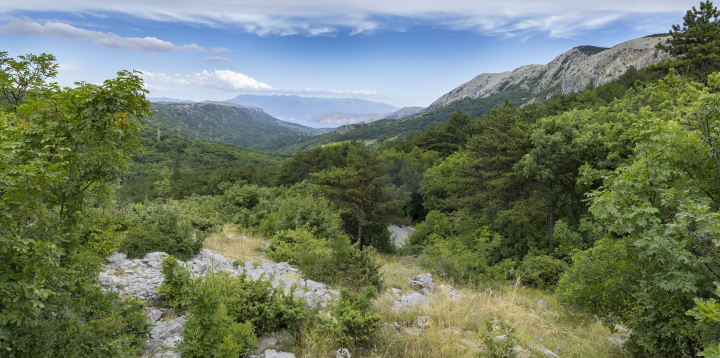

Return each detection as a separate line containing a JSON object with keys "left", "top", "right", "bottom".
{"left": 2, "top": 2, "right": 720, "bottom": 357}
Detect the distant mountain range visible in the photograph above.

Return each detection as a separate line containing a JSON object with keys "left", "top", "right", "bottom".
{"left": 148, "top": 97, "right": 195, "bottom": 103}
{"left": 309, "top": 107, "right": 424, "bottom": 125}
{"left": 224, "top": 94, "right": 400, "bottom": 127}
{"left": 256, "top": 35, "right": 672, "bottom": 152}
{"left": 147, "top": 101, "right": 330, "bottom": 148}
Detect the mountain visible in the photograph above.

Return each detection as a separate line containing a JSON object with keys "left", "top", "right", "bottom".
{"left": 224, "top": 94, "right": 400, "bottom": 126}
{"left": 308, "top": 107, "right": 425, "bottom": 125}
{"left": 148, "top": 97, "right": 195, "bottom": 103}
{"left": 256, "top": 35, "right": 672, "bottom": 153}
{"left": 147, "top": 101, "right": 330, "bottom": 148}
{"left": 429, "top": 36, "right": 669, "bottom": 109}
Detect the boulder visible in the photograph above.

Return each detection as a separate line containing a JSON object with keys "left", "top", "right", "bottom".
{"left": 263, "top": 349, "right": 295, "bottom": 358}
{"left": 408, "top": 273, "right": 434, "bottom": 292}
{"left": 335, "top": 348, "right": 351, "bottom": 358}
{"left": 392, "top": 292, "right": 431, "bottom": 311}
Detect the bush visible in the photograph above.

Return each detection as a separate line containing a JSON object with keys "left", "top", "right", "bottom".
{"left": 481, "top": 319, "right": 517, "bottom": 358}
{"left": 518, "top": 254, "right": 568, "bottom": 288}
{"left": 404, "top": 210, "right": 452, "bottom": 254}
{"left": 320, "top": 287, "right": 381, "bottom": 348}
{"left": 179, "top": 278, "right": 257, "bottom": 358}
{"left": 175, "top": 195, "right": 241, "bottom": 231}
{"left": 267, "top": 226, "right": 384, "bottom": 292}
{"left": 118, "top": 202, "right": 204, "bottom": 261}
{"left": 257, "top": 194, "right": 341, "bottom": 239}
{"left": 158, "top": 257, "right": 307, "bottom": 336}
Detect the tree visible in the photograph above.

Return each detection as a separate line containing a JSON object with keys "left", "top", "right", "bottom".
{"left": 0, "top": 52, "right": 152, "bottom": 354}
{"left": 307, "top": 142, "right": 397, "bottom": 249}
{"left": 558, "top": 72, "right": 720, "bottom": 356}
{"left": 657, "top": 1, "right": 720, "bottom": 81}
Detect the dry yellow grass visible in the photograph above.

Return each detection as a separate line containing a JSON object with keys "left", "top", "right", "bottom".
{"left": 201, "top": 223, "right": 266, "bottom": 261}
{"left": 296, "top": 254, "right": 625, "bottom": 358}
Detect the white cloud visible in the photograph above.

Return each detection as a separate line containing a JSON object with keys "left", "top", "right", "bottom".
{"left": 0, "top": 0, "right": 698, "bottom": 38}
{"left": 295, "top": 88, "right": 378, "bottom": 96}
{"left": 142, "top": 69, "right": 274, "bottom": 91}
{"left": 58, "top": 62, "right": 83, "bottom": 70}
{"left": 0, "top": 17, "right": 207, "bottom": 52}
{"left": 211, "top": 47, "right": 231, "bottom": 53}
{"left": 202, "top": 56, "right": 231, "bottom": 63}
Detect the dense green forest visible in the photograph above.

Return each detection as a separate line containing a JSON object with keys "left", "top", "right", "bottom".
{"left": 4, "top": 2, "right": 720, "bottom": 357}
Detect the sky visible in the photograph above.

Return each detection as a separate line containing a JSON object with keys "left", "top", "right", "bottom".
{"left": 0, "top": 0, "right": 701, "bottom": 108}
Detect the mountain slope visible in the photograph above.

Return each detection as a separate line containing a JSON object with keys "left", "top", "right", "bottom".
{"left": 225, "top": 94, "right": 400, "bottom": 124}
{"left": 308, "top": 106, "right": 425, "bottom": 125}
{"left": 430, "top": 36, "right": 669, "bottom": 109}
{"left": 147, "top": 102, "right": 329, "bottom": 148}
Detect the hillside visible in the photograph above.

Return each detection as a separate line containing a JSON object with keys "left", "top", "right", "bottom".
{"left": 147, "top": 101, "right": 330, "bottom": 148}
{"left": 257, "top": 35, "right": 671, "bottom": 153}
{"left": 429, "top": 36, "right": 670, "bottom": 109}
{"left": 308, "top": 106, "right": 424, "bottom": 125}
{"left": 225, "top": 94, "right": 400, "bottom": 125}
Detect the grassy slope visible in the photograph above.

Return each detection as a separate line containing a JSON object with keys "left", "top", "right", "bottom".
{"left": 200, "top": 224, "right": 627, "bottom": 358}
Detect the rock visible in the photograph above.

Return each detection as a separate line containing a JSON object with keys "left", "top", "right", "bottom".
{"left": 529, "top": 344, "right": 559, "bottom": 358}
{"left": 334, "top": 348, "right": 351, "bottom": 358}
{"left": 392, "top": 269, "right": 402, "bottom": 274}
{"left": 408, "top": 273, "right": 434, "bottom": 292}
{"left": 392, "top": 292, "right": 431, "bottom": 311}
{"left": 609, "top": 337, "right": 626, "bottom": 347}
{"left": 404, "top": 327, "right": 424, "bottom": 336}
{"left": 437, "top": 284, "right": 467, "bottom": 300}
{"left": 257, "top": 337, "right": 278, "bottom": 353}
{"left": 305, "top": 280, "right": 327, "bottom": 291}
{"left": 537, "top": 299, "right": 549, "bottom": 307}
{"left": 262, "top": 242, "right": 271, "bottom": 248}
{"left": 441, "top": 327, "right": 463, "bottom": 336}
{"left": 263, "top": 349, "right": 295, "bottom": 358}
{"left": 99, "top": 272, "right": 120, "bottom": 287}
{"left": 145, "top": 308, "right": 163, "bottom": 323}
{"left": 415, "top": 315, "right": 432, "bottom": 328}
{"left": 513, "top": 345, "right": 532, "bottom": 358}
{"left": 245, "top": 261, "right": 255, "bottom": 269}
{"left": 614, "top": 324, "right": 630, "bottom": 334}
{"left": 389, "top": 287, "right": 402, "bottom": 296}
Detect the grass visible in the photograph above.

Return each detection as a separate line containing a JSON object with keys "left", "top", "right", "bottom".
{"left": 201, "top": 223, "right": 267, "bottom": 261}
{"left": 203, "top": 226, "right": 625, "bottom": 357}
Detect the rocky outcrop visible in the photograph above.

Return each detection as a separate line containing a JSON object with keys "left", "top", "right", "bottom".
{"left": 99, "top": 250, "right": 338, "bottom": 358}
{"left": 429, "top": 36, "right": 671, "bottom": 109}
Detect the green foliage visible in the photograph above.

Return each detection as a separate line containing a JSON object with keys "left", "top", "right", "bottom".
{"left": 158, "top": 256, "right": 195, "bottom": 311}
{"left": 689, "top": 284, "right": 720, "bottom": 357}
{"left": 656, "top": 1, "right": 720, "bottom": 81}
{"left": 257, "top": 193, "right": 340, "bottom": 239}
{"left": 0, "top": 52, "right": 151, "bottom": 353}
{"left": 558, "top": 72, "right": 720, "bottom": 356}
{"left": 418, "top": 221, "right": 502, "bottom": 284}
{"left": 320, "top": 287, "right": 381, "bottom": 348}
{"left": 159, "top": 256, "right": 307, "bottom": 337}
{"left": 404, "top": 210, "right": 452, "bottom": 253}
{"left": 179, "top": 277, "right": 258, "bottom": 358}
{"left": 118, "top": 202, "right": 204, "bottom": 261}
{"left": 481, "top": 319, "right": 517, "bottom": 358}
{"left": 518, "top": 254, "right": 568, "bottom": 288}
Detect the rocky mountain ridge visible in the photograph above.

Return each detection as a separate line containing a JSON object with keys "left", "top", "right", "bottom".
{"left": 429, "top": 35, "right": 671, "bottom": 109}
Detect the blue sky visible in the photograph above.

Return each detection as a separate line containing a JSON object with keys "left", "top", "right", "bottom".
{"left": 0, "top": 0, "right": 699, "bottom": 108}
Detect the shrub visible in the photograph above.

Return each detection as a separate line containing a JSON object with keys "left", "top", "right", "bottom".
{"left": 179, "top": 278, "right": 257, "bottom": 358}
{"left": 419, "top": 226, "right": 501, "bottom": 284}
{"left": 481, "top": 319, "right": 517, "bottom": 358}
{"left": 256, "top": 194, "right": 341, "bottom": 239}
{"left": 320, "top": 287, "right": 381, "bottom": 348}
{"left": 267, "top": 226, "right": 384, "bottom": 292}
{"left": 518, "top": 254, "right": 568, "bottom": 288}
{"left": 405, "top": 210, "right": 452, "bottom": 253}
{"left": 158, "top": 256, "right": 195, "bottom": 311}
{"left": 175, "top": 195, "right": 241, "bottom": 231}
{"left": 118, "top": 202, "right": 204, "bottom": 261}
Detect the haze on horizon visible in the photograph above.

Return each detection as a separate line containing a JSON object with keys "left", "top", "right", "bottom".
{"left": 0, "top": 0, "right": 700, "bottom": 109}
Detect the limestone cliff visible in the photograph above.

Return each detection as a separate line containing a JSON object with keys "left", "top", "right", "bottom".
{"left": 429, "top": 36, "right": 670, "bottom": 109}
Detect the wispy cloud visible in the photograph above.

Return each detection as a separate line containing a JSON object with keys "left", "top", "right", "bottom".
{"left": 0, "top": 17, "right": 206, "bottom": 52}
{"left": 211, "top": 47, "right": 231, "bottom": 53}
{"left": 141, "top": 69, "right": 378, "bottom": 97}
{"left": 0, "top": 0, "right": 696, "bottom": 38}
{"left": 202, "top": 56, "right": 230, "bottom": 63}
{"left": 142, "top": 69, "right": 274, "bottom": 91}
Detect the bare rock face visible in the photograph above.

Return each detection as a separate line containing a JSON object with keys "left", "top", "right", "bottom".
{"left": 428, "top": 36, "right": 671, "bottom": 109}
{"left": 392, "top": 292, "right": 432, "bottom": 311}
{"left": 408, "top": 273, "right": 434, "bottom": 292}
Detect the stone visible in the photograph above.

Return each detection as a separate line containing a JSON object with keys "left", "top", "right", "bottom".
{"left": 614, "top": 324, "right": 630, "bottom": 334}
{"left": 392, "top": 269, "right": 402, "bottom": 274}
{"left": 389, "top": 287, "right": 401, "bottom": 296}
{"left": 608, "top": 337, "right": 626, "bottom": 346}
{"left": 263, "top": 349, "right": 295, "bottom": 358}
{"left": 420, "top": 288, "right": 432, "bottom": 296}
{"left": 404, "top": 327, "right": 424, "bottom": 336}
{"left": 537, "top": 299, "right": 549, "bottom": 307}
{"left": 529, "top": 344, "right": 559, "bottom": 358}
{"left": 305, "top": 279, "right": 327, "bottom": 291}
{"left": 415, "top": 315, "right": 432, "bottom": 328}
{"left": 145, "top": 308, "right": 163, "bottom": 323}
{"left": 441, "top": 327, "right": 463, "bottom": 336}
{"left": 99, "top": 272, "right": 119, "bottom": 287}
{"left": 408, "top": 273, "right": 434, "bottom": 292}
{"left": 334, "top": 348, "right": 351, "bottom": 358}
{"left": 245, "top": 261, "right": 255, "bottom": 269}
{"left": 257, "top": 337, "right": 278, "bottom": 353}
{"left": 392, "top": 292, "right": 431, "bottom": 311}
